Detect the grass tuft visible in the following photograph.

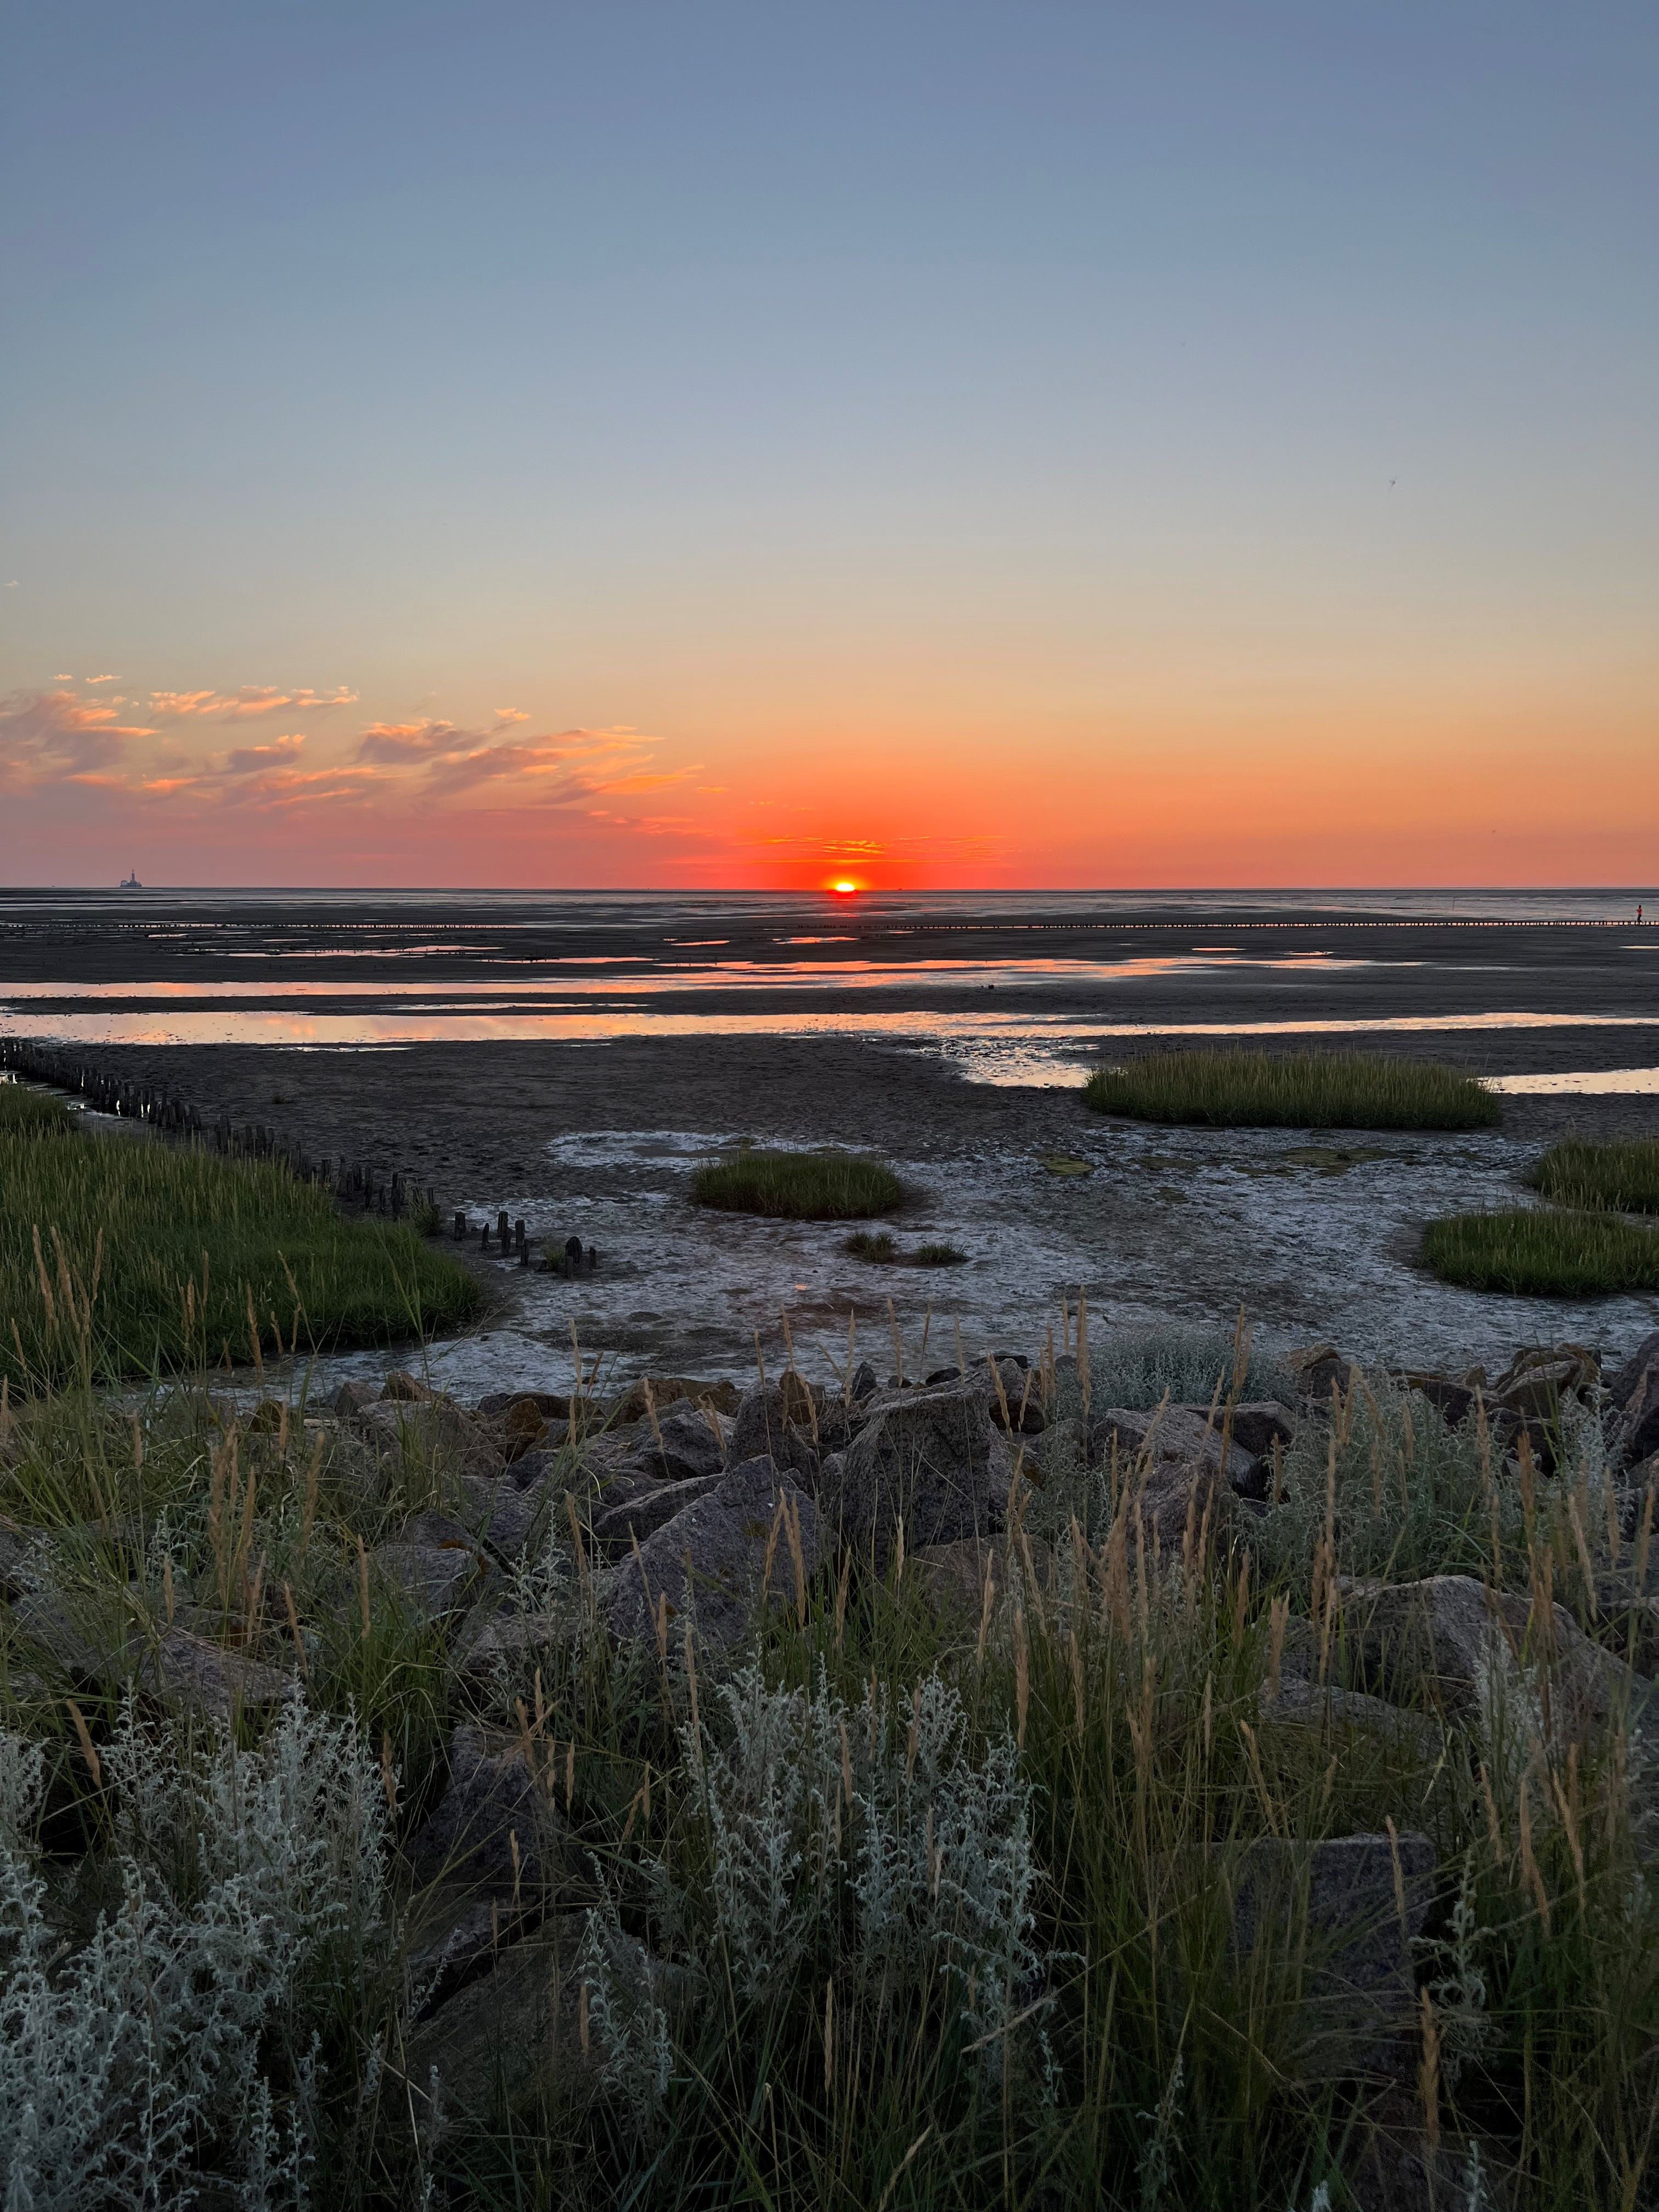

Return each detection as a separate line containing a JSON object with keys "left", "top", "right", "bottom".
{"left": 843, "top": 1229, "right": 898, "bottom": 1263}
{"left": 1528, "top": 1137, "right": 1659, "bottom": 1215}
{"left": 0, "top": 1109, "right": 482, "bottom": 1389}
{"left": 1421, "top": 1207, "right": 1659, "bottom": 1295}
{"left": 913, "top": 1240, "right": 968, "bottom": 1266}
{"left": 1084, "top": 1048, "right": 1499, "bottom": 1129}
{"left": 691, "top": 1149, "right": 902, "bottom": 1221}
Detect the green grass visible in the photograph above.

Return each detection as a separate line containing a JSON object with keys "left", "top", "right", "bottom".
{"left": 0, "top": 1110, "right": 482, "bottom": 1389}
{"left": 1083, "top": 1047, "right": 1500, "bottom": 1129}
{"left": 913, "top": 1239, "right": 968, "bottom": 1266}
{"left": 0, "top": 1081, "right": 75, "bottom": 1135}
{"left": 843, "top": 1228, "right": 898, "bottom": 1263}
{"left": 843, "top": 1231, "right": 967, "bottom": 1266}
{"left": 1421, "top": 1206, "right": 1659, "bottom": 1295}
{"left": 1528, "top": 1137, "right": 1659, "bottom": 1215}
{"left": 691, "top": 1148, "right": 902, "bottom": 1220}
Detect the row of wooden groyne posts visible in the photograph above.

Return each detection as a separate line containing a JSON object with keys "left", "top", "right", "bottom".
{"left": 0, "top": 1036, "right": 599, "bottom": 1274}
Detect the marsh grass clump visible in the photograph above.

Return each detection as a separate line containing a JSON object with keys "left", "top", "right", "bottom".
{"left": 1421, "top": 1207, "right": 1659, "bottom": 1295}
{"left": 692, "top": 1149, "right": 902, "bottom": 1221}
{"left": 913, "top": 1239, "right": 968, "bottom": 1266}
{"left": 844, "top": 1228, "right": 898, "bottom": 1263}
{"left": 1084, "top": 1048, "right": 1499, "bottom": 1129}
{"left": 843, "top": 1231, "right": 966, "bottom": 1266}
{"left": 1528, "top": 1136, "right": 1659, "bottom": 1215}
{"left": 0, "top": 1109, "right": 481, "bottom": 1389}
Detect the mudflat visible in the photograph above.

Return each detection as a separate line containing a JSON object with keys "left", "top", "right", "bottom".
{"left": 3, "top": 894, "right": 1657, "bottom": 1389}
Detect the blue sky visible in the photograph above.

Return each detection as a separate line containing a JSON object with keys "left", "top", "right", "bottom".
{"left": 2, "top": 3, "right": 1654, "bottom": 884}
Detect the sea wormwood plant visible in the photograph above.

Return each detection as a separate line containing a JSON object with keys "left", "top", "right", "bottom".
{"left": 675, "top": 1663, "right": 1046, "bottom": 2054}
{"left": 0, "top": 1695, "right": 394, "bottom": 2211}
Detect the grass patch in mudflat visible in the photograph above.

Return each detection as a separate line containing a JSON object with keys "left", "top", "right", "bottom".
{"left": 1084, "top": 1047, "right": 1499, "bottom": 1129}
{"left": 1421, "top": 1207, "right": 1659, "bottom": 1295}
{"left": 0, "top": 1110, "right": 482, "bottom": 1390}
{"left": 692, "top": 1148, "right": 902, "bottom": 1221}
{"left": 843, "top": 1230, "right": 968, "bottom": 1267}
{"left": 1528, "top": 1136, "right": 1659, "bottom": 1215}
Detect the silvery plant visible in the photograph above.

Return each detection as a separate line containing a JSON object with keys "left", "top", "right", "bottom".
{"left": 589, "top": 1661, "right": 1052, "bottom": 2123}
{"left": 0, "top": 1694, "right": 393, "bottom": 2211}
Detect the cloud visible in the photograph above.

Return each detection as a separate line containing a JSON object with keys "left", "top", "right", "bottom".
{"left": 84, "top": 674, "right": 118, "bottom": 685}
{"left": 221, "top": 733, "right": 307, "bottom": 775}
{"left": 493, "top": 707, "right": 529, "bottom": 725}
{"left": 148, "top": 685, "right": 357, "bottom": 722}
{"left": 356, "top": 719, "right": 468, "bottom": 762}
{"left": 408, "top": 724, "right": 683, "bottom": 810}
{"left": 0, "top": 689, "right": 158, "bottom": 791}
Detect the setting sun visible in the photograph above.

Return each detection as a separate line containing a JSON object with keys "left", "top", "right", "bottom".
{"left": 831, "top": 880, "right": 859, "bottom": 895}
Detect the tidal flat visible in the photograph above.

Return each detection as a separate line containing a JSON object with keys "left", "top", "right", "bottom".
{"left": 3, "top": 891, "right": 1657, "bottom": 1395}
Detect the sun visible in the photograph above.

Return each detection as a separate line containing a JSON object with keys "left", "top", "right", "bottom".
{"left": 830, "top": 879, "right": 860, "bottom": 895}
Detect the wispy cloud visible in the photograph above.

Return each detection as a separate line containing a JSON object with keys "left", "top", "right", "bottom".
{"left": 148, "top": 685, "right": 357, "bottom": 722}
{"left": 221, "top": 733, "right": 307, "bottom": 775}
{"left": 0, "top": 689, "right": 157, "bottom": 791}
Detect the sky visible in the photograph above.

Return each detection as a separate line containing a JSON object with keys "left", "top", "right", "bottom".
{"left": 1, "top": 2, "right": 1655, "bottom": 890}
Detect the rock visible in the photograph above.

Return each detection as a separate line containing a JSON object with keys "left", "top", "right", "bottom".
{"left": 402, "top": 1922, "right": 584, "bottom": 2121}
{"left": 1607, "top": 1330, "right": 1659, "bottom": 1417}
{"left": 1616, "top": 1361, "right": 1659, "bottom": 1471}
{"left": 1231, "top": 1831, "right": 1435, "bottom": 2060}
{"left": 1341, "top": 1573, "right": 1643, "bottom": 1747}
{"left": 487, "top": 1397, "right": 560, "bottom": 1462}
{"left": 593, "top": 1473, "right": 725, "bottom": 1556}
{"left": 460, "top": 1476, "right": 548, "bottom": 1557}
{"left": 819, "top": 1375, "right": 1002, "bottom": 1570}
{"left": 849, "top": 1359, "right": 880, "bottom": 1403}
{"left": 1019, "top": 1415, "right": 1087, "bottom": 1489}
{"left": 477, "top": 1389, "right": 571, "bottom": 1423}
{"left": 607, "top": 1455, "right": 819, "bottom": 1649}
{"left": 624, "top": 1397, "right": 726, "bottom": 1485}
{"left": 1287, "top": 1342, "right": 1359, "bottom": 1403}
{"left": 1091, "top": 1405, "right": 1256, "bottom": 1492}
{"left": 729, "top": 1378, "right": 820, "bottom": 1487}
{"left": 1396, "top": 1372, "right": 1477, "bottom": 1429}
{"left": 367, "top": 1541, "right": 488, "bottom": 1622}
{"left": 988, "top": 1358, "right": 1045, "bottom": 1434}
{"left": 381, "top": 1369, "right": 433, "bottom": 1402}
{"left": 332, "top": 1378, "right": 380, "bottom": 1418}
{"left": 1488, "top": 1342, "right": 1599, "bottom": 1418}
{"left": 454, "top": 1605, "right": 580, "bottom": 1686}
{"left": 8, "top": 1591, "right": 288, "bottom": 1714}
{"left": 406, "top": 1721, "right": 562, "bottom": 1896}
{"left": 611, "top": 1374, "right": 741, "bottom": 1425}
{"left": 908, "top": 1532, "right": 1053, "bottom": 1622}
{"left": 1257, "top": 1674, "right": 1441, "bottom": 1760}
{"left": 356, "top": 1396, "right": 505, "bottom": 1482}
{"left": 0, "top": 1516, "right": 33, "bottom": 1600}
{"left": 1228, "top": 1402, "right": 1297, "bottom": 1459}
{"left": 140, "top": 1627, "right": 291, "bottom": 1719}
